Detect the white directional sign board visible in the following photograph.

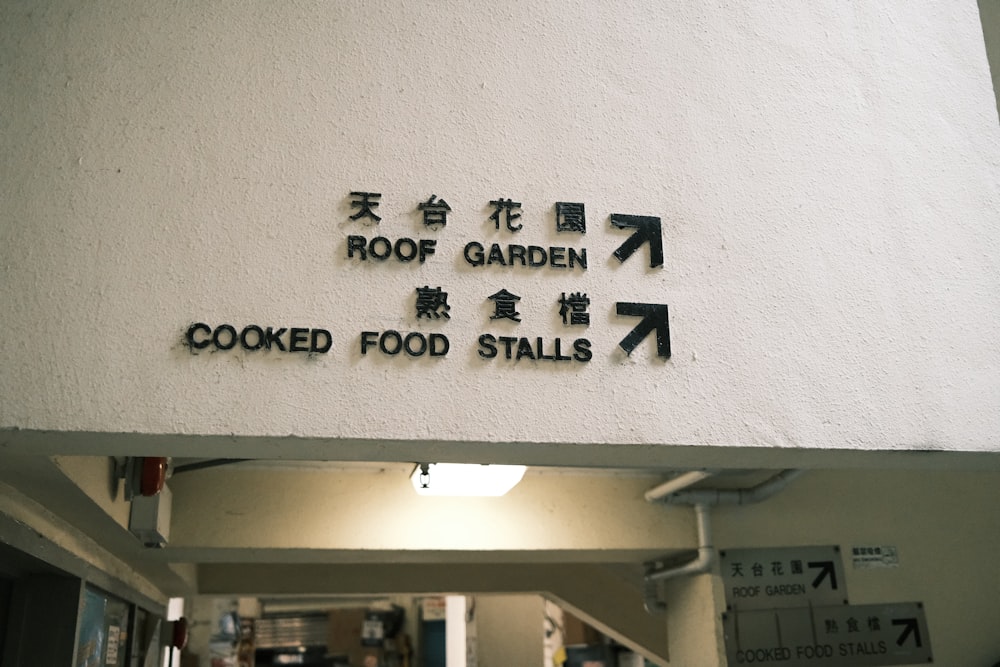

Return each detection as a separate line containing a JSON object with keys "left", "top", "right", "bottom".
{"left": 722, "top": 602, "right": 932, "bottom": 666}
{"left": 721, "top": 546, "right": 848, "bottom": 610}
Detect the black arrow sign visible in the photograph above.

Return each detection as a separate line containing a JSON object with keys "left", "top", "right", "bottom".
{"left": 611, "top": 214, "right": 664, "bottom": 268}
{"left": 892, "top": 618, "right": 922, "bottom": 648}
{"left": 807, "top": 561, "right": 838, "bottom": 590}
{"left": 616, "top": 302, "right": 670, "bottom": 358}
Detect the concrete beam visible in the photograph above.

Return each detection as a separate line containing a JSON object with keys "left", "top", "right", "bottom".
{"left": 163, "top": 465, "right": 694, "bottom": 558}
{"left": 0, "top": 456, "right": 195, "bottom": 597}
{"left": 5, "top": 429, "right": 1000, "bottom": 471}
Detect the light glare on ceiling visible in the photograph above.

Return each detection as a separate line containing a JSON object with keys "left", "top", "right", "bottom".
{"left": 410, "top": 463, "right": 527, "bottom": 497}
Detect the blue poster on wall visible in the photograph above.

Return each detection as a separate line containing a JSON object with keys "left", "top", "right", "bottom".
{"left": 77, "top": 585, "right": 131, "bottom": 667}
{"left": 77, "top": 587, "right": 107, "bottom": 667}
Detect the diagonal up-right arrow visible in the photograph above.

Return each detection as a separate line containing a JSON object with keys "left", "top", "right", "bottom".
{"left": 611, "top": 214, "right": 664, "bottom": 268}
{"left": 616, "top": 302, "right": 670, "bottom": 359}
{"left": 892, "top": 618, "right": 922, "bottom": 648}
{"left": 807, "top": 561, "right": 838, "bottom": 590}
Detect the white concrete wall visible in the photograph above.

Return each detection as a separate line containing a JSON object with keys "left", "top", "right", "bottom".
{"left": 1, "top": 1, "right": 999, "bottom": 457}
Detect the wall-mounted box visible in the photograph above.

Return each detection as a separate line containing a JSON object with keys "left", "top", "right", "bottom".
{"left": 128, "top": 485, "right": 171, "bottom": 548}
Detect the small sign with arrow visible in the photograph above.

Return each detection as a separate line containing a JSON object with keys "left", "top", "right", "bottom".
{"left": 721, "top": 546, "right": 847, "bottom": 610}
{"left": 722, "top": 602, "right": 932, "bottom": 667}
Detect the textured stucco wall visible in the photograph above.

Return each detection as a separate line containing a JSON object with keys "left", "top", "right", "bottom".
{"left": 2, "top": 1, "right": 999, "bottom": 453}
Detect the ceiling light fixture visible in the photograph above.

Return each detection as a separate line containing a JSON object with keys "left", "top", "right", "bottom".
{"left": 410, "top": 463, "right": 527, "bottom": 497}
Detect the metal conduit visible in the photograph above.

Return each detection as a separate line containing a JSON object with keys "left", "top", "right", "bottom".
{"left": 642, "top": 469, "right": 804, "bottom": 613}
{"left": 643, "top": 470, "right": 715, "bottom": 502}
{"left": 643, "top": 503, "right": 713, "bottom": 613}
{"left": 660, "top": 468, "right": 805, "bottom": 506}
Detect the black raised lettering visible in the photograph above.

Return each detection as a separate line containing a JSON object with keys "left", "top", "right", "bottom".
{"left": 429, "top": 333, "right": 449, "bottom": 357}
{"left": 572, "top": 338, "right": 592, "bottom": 362}
{"left": 516, "top": 338, "right": 535, "bottom": 360}
{"left": 395, "top": 237, "right": 417, "bottom": 262}
{"left": 487, "top": 243, "right": 506, "bottom": 266}
{"left": 527, "top": 245, "right": 547, "bottom": 267}
{"left": 549, "top": 246, "right": 566, "bottom": 268}
{"left": 360, "top": 331, "right": 378, "bottom": 355}
{"left": 379, "top": 330, "right": 402, "bottom": 355}
{"left": 240, "top": 325, "right": 265, "bottom": 350}
{"left": 289, "top": 328, "right": 309, "bottom": 352}
{"left": 403, "top": 331, "right": 427, "bottom": 356}
{"left": 554, "top": 337, "right": 571, "bottom": 361}
{"left": 464, "top": 242, "right": 485, "bottom": 267}
{"left": 369, "top": 236, "right": 392, "bottom": 260}
{"left": 499, "top": 336, "right": 517, "bottom": 360}
{"left": 478, "top": 334, "right": 497, "bottom": 359}
{"left": 213, "top": 324, "right": 237, "bottom": 350}
{"left": 186, "top": 322, "right": 212, "bottom": 349}
{"left": 310, "top": 329, "right": 333, "bottom": 353}
{"left": 508, "top": 244, "right": 526, "bottom": 266}
{"left": 568, "top": 247, "right": 587, "bottom": 269}
{"left": 347, "top": 235, "right": 367, "bottom": 260}
{"left": 419, "top": 239, "right": 436, "bottom": 263}
{"left": 536, "top": 337, "right": 555, "bottom": 360}
{"left": 265, "top": 327, "right": 287, "bottom": 351}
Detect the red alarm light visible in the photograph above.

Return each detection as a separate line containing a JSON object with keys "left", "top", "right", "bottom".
{"left": 140, "top": 457, "right": 168, "bottom": 496}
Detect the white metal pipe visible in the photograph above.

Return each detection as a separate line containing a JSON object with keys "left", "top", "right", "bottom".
{"left": 643, "top": 503, "right": 714, "bottom": 613}
{"left": 642, "top": 470, "right": 806, "bottom": 613}
{"left": 663, "top": 469, "right": 805, "bottom": 506}
{"left": 645, "top": 504, "right": 714, "bottom": 583}
{"left": 643, "top": 579, "right": 667, "bottom": 614}
{"left": 643, "top": 470, "right": 715, "bottom": 502}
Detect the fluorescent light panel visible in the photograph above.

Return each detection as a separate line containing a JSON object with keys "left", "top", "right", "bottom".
{"left": 411, "top": 463, "right": 527, "bottom": 497}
